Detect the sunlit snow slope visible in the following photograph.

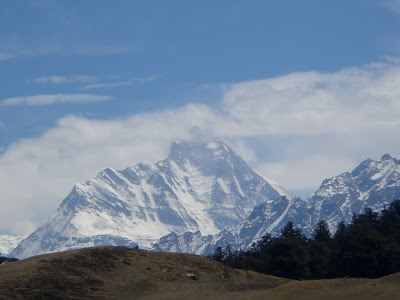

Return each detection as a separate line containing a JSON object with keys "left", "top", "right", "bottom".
{"left": 11, "top": 139, "right": 288, "bottom": 259}
{"left": 307, "top": 153, "right": 400, "bottom": 232}
{"left": 155, "top": 154, "right": 400, "bottom": 255}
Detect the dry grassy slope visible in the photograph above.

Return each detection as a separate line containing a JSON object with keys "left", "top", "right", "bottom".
{"left": 0, "top": 246, "right": 399, "bottom": 300}
{"left": 242, "top": 273, "right": 400, "bottom": 300}
{"left": 0, "top": 246, "right": 289, "bottom": 299}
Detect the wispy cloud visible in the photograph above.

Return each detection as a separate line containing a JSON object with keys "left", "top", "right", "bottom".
{"left": 1, "top": 94, "right": 113, "bottom": 106}
{"left": 381, "top": 0, "right": 400, "bottom": 14}
{"left": 28, "top": 75, "right": 99, "bottom": 85}
{"left": 82, "top": 75, "right": 159, "bottom": 90}
{"left": 0, "top": 44, "right": 67, "bottom": 61}
{"left": 27, "top": 74, "right": 156, "bottom": 89}
{"left": 76, "top": 45, "right": 134, "bottom": 55}
{"left": 0, "top": 53, "right": 13, "bottom": 61}
{"left": 0, "top": 44, "right": 134, "bottom": 62}
{"left": 32, "top": 76, "right": 67, "bottom": 84}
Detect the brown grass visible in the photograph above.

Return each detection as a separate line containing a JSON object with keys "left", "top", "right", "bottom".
{"left": 0, "top": 246, "right": 399, "bottom": 299}
{"left": 0, "top": 246, "right": 288, "bottom": 299}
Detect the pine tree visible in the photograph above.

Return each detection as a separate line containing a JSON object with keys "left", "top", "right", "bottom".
{"left": 280, "top": 221, "right": 304, "bottom": 240}
{"left": 312, "top": 220, "right": 332, "bottom": 242}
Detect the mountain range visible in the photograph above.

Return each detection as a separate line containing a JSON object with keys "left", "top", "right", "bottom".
{"left": 11, "top": 139, "right": 288, "bottom": 258}
{"left": 155, "top": 153, "right": 400, "bottom": 255}
{"left": 9, "top": 139, "right": 400, "bottom": 259}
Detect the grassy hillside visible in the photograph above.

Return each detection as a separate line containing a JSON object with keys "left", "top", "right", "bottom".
{"left": 0, "top": 246, "right": 399, "bottom": 299}
{"left": 0, "top": 246, "right": 290, "bottom": 299}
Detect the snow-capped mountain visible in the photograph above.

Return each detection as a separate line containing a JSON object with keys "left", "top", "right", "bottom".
{"left": 10, "top": 140, "right": 400, "bottom": 259}
{"left": 307, "top": 153, "right": 400, "bottom": 232}
{"left": 10, "top": 139, "right": 288, "bottom": 259}
{"left": 0, "top": 235, "right": 27, "bottom": 256}
{"left": 153, "top": 196, "right": 307, "bottom": 255}
{"left": 155, "top": 154, "right": 400, "bottom": 255}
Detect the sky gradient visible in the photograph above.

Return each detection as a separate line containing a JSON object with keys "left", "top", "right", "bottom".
{"left": 1, "top": 0, "right": 400, "bottom": 235}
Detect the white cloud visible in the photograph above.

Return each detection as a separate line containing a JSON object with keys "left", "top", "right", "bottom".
{"left": 27, "top": 74, "right": 158, "bottom": 89}
{"left": 0, "top": 43, "right": 134, "bottom": 62}
{"left": 0, "top": 53, "right": 13, "bottom": 61}
{"left": 33, "top": 76, "right": 67, "bottom": 84}
{"left": 82, "top": 75, "right": 159, "bottom": 90}
{"left": 256, "top": 154, "right": 358, "bottom": 199}
{"left": 30, "top": 75, "right": 99, "bottom": 85}
{"left": 215, "top": 61, "right": 400, "bottom": 194}
{"left": 220, "top": 65, "right": 400, "bottom": 137}
{"left": 76, "top": 45, "right": 133, "bottom": 55}
{"left": 381, "top": 0, "right": 400, "bottom": 14}
{"left": 2, "top": 60, "right": 400, "bottom": 235}
{"left": 1, "top": 94, "right": 113, "bottom": 106}
{"left": 0, "top": 104, "right": 217, "bottom": 234}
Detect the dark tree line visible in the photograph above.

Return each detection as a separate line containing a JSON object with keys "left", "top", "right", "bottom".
{"left": 0, "top": 255, "right": 18, "bottom": 265}
{"left": 211, "top": 200, "right": 400, "bottom": 280}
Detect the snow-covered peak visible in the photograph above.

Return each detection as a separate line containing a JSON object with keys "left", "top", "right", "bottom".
{"left": 168, "top": 139, "right": 230, "bottom": 163}
{"left": 167, "top": 139, "right": 249, "bottom": 178}
{"left": 307, "top": 154, "right": 400, "bottom": 234}
{"left": 350, "top": 155, "right": 399, "bottom": 180}
{"left": 381, "top": 153, "right": 393, "bottom": 161}
{"left": 11, "top": 138, "right": 290, "bottom": 259}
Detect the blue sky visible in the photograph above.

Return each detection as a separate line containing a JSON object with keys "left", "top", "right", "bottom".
{"left": 2, "top": 0, "right": 400, "bottom": 235}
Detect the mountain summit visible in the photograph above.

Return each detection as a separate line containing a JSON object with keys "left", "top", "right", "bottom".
{"left": 307, "top": 153, "right": 400, "bottom": 232}
{"left": 11, "top": 139, "right": 289, "bottom": 259}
